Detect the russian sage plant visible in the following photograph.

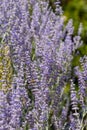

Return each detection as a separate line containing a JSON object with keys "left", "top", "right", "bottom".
{"left": 0, "top": 0, "right": 87, "bottom": 130}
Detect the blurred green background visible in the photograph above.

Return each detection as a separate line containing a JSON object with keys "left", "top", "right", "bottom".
{"left": 48, "top": 0, "right": 87, "bottom": 67}
{"left": 49, "top": 0, "right": 87, "bottom": 41}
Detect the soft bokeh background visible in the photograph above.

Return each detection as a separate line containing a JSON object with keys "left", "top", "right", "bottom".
{"left": 48, "top": 0, "right": 87, "bottom": 67}
{"left": 49, "top": 0, "right": 87, "bottom": 41}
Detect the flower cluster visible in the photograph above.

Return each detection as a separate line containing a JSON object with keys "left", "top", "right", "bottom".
{"left": 0, "top": 0, "right": 87, "bottom": 130}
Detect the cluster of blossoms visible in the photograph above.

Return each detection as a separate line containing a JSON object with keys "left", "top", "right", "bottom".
{"left": 0, "top": 0, "right": 87, "bottom": 130}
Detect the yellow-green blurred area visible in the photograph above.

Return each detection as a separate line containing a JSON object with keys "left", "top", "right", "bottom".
{"left": 49, "top": 0, "right": 87, "bottom": 41}
{"left": 48, "top": 0, "right": 87, "bottom": 67}
{"left": 0, "top": 42, "right": 13, "bottom": 92}
{"left": 62, "top": 0, "right": 87, "bottom": 42}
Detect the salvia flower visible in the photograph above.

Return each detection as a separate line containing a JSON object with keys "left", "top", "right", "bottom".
{"left": 0, "top": 0, "right": 87, "bottom": 130}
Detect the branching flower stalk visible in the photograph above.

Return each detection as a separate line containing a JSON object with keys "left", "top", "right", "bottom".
{"left": 0, "top": 0, "right": 87, "bottom": 130}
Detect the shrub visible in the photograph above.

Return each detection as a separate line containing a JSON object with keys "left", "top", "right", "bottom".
{"left": 0, "top": 0, "right": 87, "bottom": 130}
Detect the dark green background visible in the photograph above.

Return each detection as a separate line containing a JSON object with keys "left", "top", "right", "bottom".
{"left": 48, "top": 0, "right": 87, "bottom": 67}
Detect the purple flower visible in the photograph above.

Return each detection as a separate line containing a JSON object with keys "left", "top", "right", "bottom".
{"left": 0, "top": 0, "right": 85, "bottom": 129}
